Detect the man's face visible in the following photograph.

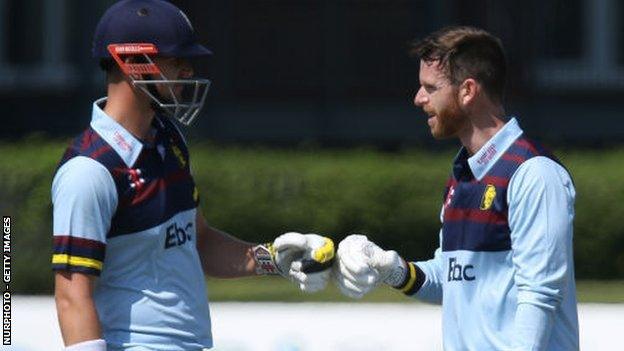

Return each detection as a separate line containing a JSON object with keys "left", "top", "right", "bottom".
{"left": 152, "top": 56, "right": 194, "bottom": 101}
{"left": 413, "top": 60, "right": 467, "bottom": 139}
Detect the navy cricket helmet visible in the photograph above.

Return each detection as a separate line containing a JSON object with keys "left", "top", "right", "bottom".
{"left": 93, "top": 0, "right": 212, "bottom": 125}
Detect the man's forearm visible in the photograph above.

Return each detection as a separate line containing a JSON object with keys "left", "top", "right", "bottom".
{"left": 201, "top": 229, "right": 257, "bottom": 278}
{"left": 56, "top": 294, "right": 102, "bottom": 346}
{"left": 196, "top": 219, "right": 258, "bottom": 278}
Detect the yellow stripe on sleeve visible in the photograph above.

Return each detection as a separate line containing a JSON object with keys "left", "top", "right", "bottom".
{"left": 52, "top": 254, "right": 103, "bottom": 271}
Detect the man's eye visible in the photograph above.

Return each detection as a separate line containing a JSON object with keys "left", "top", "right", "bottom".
{"left": 424, "top": 85, "right": 436, "bottom": 93}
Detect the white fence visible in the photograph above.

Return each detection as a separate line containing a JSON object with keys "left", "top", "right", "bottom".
{"left": 7, "top": 296, "right": 624, "bottom": 350}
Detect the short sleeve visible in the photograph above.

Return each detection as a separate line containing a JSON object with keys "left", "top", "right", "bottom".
{"left": 51, "top": 156, "right": 118, "bottom": 276}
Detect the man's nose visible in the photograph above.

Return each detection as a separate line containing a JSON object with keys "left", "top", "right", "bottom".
{"left": 414, "top": 87, "right": 427, "bottom": 107}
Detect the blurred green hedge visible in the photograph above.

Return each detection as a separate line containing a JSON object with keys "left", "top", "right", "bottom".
{"left": 1, "top": 140, "right": 623, "bottom": 293}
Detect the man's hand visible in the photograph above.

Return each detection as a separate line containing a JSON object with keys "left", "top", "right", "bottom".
{"left": 333, "top": 234, "right": 411, "bottom": 298}
{"left": 253, "top": 232, "right": 335, "bottom": 292}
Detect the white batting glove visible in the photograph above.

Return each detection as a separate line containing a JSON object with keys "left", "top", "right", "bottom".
{"left": 333, "top": 234, "right": 408, "bottom": 298}
{"left": 253, "top": 232, "right": 335, "bottom": 293}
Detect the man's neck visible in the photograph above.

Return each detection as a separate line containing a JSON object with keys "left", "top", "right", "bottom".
{"left": 458, "top": 104, "right": 506, "bottom": 155}
{"left": 103, "top": 83, "right": 155, "bottom": 141}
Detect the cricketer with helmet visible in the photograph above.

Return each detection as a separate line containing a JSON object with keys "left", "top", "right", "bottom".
{"left": 51, "top": 1, "right": 334, "bottom": 350}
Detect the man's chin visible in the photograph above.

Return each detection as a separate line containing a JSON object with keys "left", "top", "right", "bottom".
{"left": 430, "top": 128, "right": 453, "bottom": 140}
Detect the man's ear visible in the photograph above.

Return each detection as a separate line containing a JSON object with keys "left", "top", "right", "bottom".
{"left": 458, "top": 78, "right": 478, "bottom": 107}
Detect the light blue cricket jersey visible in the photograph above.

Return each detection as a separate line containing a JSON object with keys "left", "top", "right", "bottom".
{"left": 52, "top": 98, "right": 213, "bottom": 350}
{"left": 413, "top": 118, "right": 579, "bottom": 350}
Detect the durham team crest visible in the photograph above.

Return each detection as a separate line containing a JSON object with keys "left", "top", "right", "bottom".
{"left": 480, "top": 184, "right": 496, "bottom": 210}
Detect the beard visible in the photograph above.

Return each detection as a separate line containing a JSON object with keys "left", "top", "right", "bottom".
{"left": 427, "top": 98, "right": 467, "bottom": 139}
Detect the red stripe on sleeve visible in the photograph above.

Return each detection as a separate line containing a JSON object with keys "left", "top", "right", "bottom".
{"left": 53, "top": 235, "right": 106, "bottom": 250}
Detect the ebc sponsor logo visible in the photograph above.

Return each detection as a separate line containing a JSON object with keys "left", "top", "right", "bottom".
{"left": 164, "top": 222, "right": 193, "bottom": 249}
{"left": 447, "top": 257, "right": 475, "bottom": 282}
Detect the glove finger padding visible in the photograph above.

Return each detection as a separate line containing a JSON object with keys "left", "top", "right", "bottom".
{"left": 372, "top": 250, "right": 407, "bottom": 287}
{"left": 274, "top": 233, "right": 335, "bottom": 272}
{"left": 337, "top": 235, "right": 375, "bottom": 276}
{"left": 338, "top": 248, "right": 374, "bottom": 277}
{"left": 273, "top": 232, "right": 309, "bottom": 251}
{"left": 334, "top": 234, "right": 402, "bottom": 298}
{"left": 299, "top": 235, "right": 335, "bottom": 273}
{"left": 272, "top": 232, "right": 307, "bottom": 273}
{"left": 333, "top": 257, "right": 379, "bottom": 298}
{"left": 270, "top": 232, "right": 335, "bottom": 292}
{"left": 300, "top": 277, "right": 327, "bottom": 293}
{"left": 273, "top": 249, "right": 300, "bottom": 275}
{"left": 290, "top": 261, "right": 331, "bottom": 292}
{"left": 333, "top": 270, "right": 371, "bottom": 299}
{"left": 334, "top": 253, "right": 378, "bottom": 286}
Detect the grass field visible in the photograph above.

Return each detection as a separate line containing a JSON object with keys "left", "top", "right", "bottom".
{"left": 2, "top": 141, "right": 623, "bottom": 293}
{"left": 206, "top": 276, "right": 624, "bottom": 303}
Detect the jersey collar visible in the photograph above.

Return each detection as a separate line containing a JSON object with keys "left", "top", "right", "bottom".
{"left": 90, "top": 97, "right": 144, "bottom": 168}
{"left": 467, "top": 117, "right": 524, "bottom": 181}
